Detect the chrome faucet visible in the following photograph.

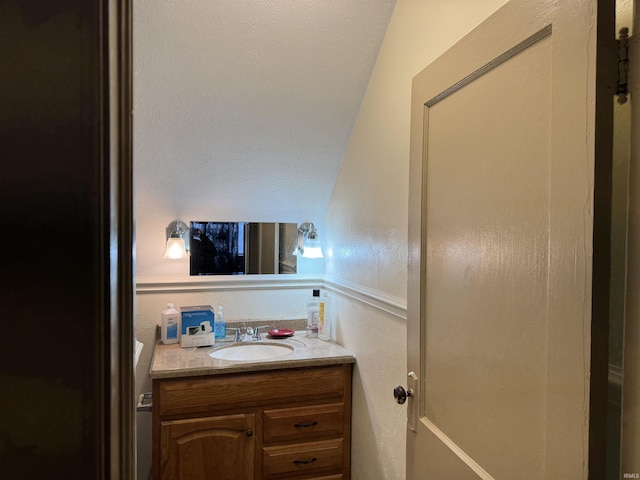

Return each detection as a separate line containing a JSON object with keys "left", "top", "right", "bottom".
{"left": 229, "top": 323, "right": 270, "bottom": 342}
{"left": 253, "top": 325, "right": 270, "bottom": 341}
{"left": 228, "top": 327, "right": 243, "bottom": 342}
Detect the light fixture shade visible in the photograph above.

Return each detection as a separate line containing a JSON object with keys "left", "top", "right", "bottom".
{"left": 296, "top": 222, "right": 324, "bottom": 258}
{"left": 164, "top": 237, "right": 187, "bottom": 259}
{"left": 164, "top": 220, "right": 189, "bottom": 259}
{"left": 301, "top": 237, "right": 324, "bottom": 258}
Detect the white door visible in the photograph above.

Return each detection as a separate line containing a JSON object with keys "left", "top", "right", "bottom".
{"left": 406, "top": 0, "right": 616, "bottom": 478}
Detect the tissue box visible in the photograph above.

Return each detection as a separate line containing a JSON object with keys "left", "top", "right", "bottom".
{"left": 180, "top": 305, "right": 215, "bottom": 347}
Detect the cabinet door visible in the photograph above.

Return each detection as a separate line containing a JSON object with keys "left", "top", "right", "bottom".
{"left": 160, "top": 413, "right": 255, "bottom": 480}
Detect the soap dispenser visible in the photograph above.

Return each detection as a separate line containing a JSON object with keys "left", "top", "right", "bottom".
{"left": 214, "top": 306, "right": 226, "bottom": 340}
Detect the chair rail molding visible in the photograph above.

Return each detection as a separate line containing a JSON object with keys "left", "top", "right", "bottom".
{"left": 136, "top": 274, "right": 324, "bottom": 294}
{"left": 136, "top": 274, "right": 407, "bottom": 321}
{"left": 323, "top": 275, "right": 407, "bottom": 321}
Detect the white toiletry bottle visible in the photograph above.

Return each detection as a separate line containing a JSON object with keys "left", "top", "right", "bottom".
{"left": 318, "top": 290, "right": 331, "bottom": 341}
{"left": 215, "top": 305, "right": 226, "bottom": 340}
{"left": 307, "top": 289, "right": 320, "bottom": 337}
{"left": 161, "top": 303, "right": 180, "bottom": 344}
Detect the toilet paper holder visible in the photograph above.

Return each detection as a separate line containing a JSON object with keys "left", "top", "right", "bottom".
{"left": 136, "top": 392, "right": 152, "bottom": 412}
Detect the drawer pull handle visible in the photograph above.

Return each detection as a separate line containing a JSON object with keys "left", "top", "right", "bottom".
{"left": 246, "top": 430, "right": 253, "bottom": 437}
{"left": 293, "top": 457, "right": 317, "bottom": 465}
{"left": 294, "top": 421, "right": 318, "bottom": 428}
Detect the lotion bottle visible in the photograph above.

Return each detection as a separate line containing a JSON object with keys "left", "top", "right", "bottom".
{"left": 318, "top": 291, "right": 331, "bottom": 341}
{"left": 161, "top": 303, "right": 180, "bottom": 344}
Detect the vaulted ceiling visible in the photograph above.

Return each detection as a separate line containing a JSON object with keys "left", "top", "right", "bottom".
{"left": 134, "top": 0, "right": 396, "bottom": 223}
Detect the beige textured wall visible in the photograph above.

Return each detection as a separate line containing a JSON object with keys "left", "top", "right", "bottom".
{"left": 324, "top": 1, "right": 508, "bottom": 478}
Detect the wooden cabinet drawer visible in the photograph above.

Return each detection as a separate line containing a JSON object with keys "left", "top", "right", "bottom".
{"left": 263, "top": 403, "right": 344, "bottom": 444}
{"left": 158, "top": 366, "right": 347, "bottom": 417}
{"left": 262, "top": 439, "right": 343, "bottom": 479}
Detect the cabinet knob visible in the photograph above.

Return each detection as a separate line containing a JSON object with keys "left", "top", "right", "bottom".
{"left": 246, "top": 430, "right": 253, "bottom": 437}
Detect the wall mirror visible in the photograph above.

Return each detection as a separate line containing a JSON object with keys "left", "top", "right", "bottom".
{"left": 189, "top": 222, "right": 297, "bottom": 275}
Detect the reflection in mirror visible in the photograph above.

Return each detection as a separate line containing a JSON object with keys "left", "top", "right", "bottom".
{"left": 189, "top": 222, "right": 297, "bottom": 275}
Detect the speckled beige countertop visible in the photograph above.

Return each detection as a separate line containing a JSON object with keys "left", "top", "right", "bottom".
{"left": 149, "top": 332, "right": 355, "bottom": 379}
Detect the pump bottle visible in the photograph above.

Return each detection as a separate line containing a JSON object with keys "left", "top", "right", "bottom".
{"left": 214, "top": 306, "right": 227, "bottom": 340}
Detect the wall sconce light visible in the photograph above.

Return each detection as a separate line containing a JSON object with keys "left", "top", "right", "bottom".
{"left": 164, "top": 220, "right": 189, "bottom": 259}
{"left": 296, "top": 222, "right": 324, "bottom": 258}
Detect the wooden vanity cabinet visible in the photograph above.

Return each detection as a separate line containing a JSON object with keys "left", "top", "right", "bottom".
{"left": 152, "top": 364, "right": 352, "bottom": 480}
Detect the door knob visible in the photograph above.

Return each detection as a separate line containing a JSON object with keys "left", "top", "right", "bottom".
{"left": 393, "top": 385, "right": 413, "bottom": 405}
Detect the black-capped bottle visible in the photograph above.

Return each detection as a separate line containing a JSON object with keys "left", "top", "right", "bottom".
{"left": 306, "top": 289, "right": 320, "bottom": 337}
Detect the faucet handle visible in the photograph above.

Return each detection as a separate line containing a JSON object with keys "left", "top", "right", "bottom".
{"left": 227, "top": 327, "right": 242, "bottom": 342}
{"left": 253, "top": 325, "right": 270, "bottom": 341}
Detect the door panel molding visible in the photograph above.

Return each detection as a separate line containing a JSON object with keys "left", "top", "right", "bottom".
{"left": 426, "top": 24, "right": 552, "bottom": 108}
{"left": 422, "top": 418, "right": 495, "bottom": 480}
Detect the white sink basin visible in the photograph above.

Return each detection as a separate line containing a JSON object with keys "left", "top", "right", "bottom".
{"left": 209, "top": 342, "right": 295, "bottom": 361}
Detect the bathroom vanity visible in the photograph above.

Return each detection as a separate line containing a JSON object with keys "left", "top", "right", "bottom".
{"left": 150, "top": 335, "right": 355, "bottom": 480}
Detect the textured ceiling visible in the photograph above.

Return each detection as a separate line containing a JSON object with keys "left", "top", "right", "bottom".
{"left": 134, "top": 0, "right": 396, "bottom": 225}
